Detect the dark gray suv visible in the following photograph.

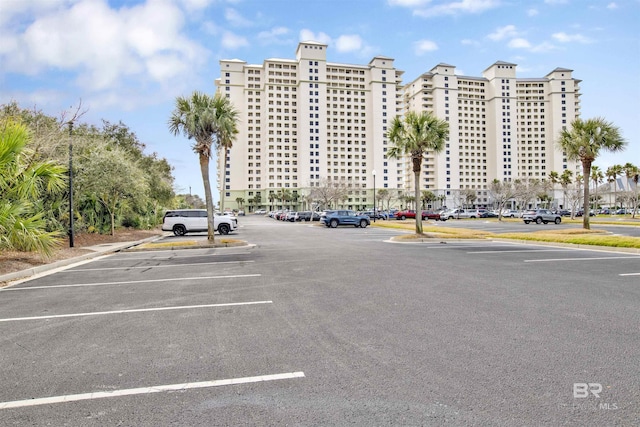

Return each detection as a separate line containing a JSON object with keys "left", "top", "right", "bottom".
{"left": 320, "top": 210, "right": 370, "bottom": 228}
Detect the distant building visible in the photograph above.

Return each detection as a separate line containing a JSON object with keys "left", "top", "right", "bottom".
{"left": 215, "top": 42, "right": 581, "bottom": 211}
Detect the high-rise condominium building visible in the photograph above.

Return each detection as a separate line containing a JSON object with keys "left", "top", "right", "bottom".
{"left": 215, "top": 41, "right": 581, "bottom": 211}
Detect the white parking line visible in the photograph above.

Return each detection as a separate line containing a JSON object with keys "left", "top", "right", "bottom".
{"left": 69, "top": 260, "right": 254, "bottom": 272}
{"left": 0, "top": 300, "right": 273, "bottom": 322}
{"left": 524, "top": 256, "right": 640, "bottom": 263}
{"left": 467, "top": 249, "right": 572, "bottom": 254}
{"left": 0, "top": 371, "right": 305, "bottom": 409}
{"left": 2, "top": 274, "right": 261, "bottom": 291}
{"left": 109, "top": 251, "right": 254, "bottom": 260}
{"left": 619, "top": 272, "right": 640, "bottom": 276}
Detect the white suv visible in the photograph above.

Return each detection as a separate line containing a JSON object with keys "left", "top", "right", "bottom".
{"left": 162, "top": 209, "right": 238, "bottom": 236}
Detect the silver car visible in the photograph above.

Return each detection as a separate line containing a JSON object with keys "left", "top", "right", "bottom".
{"left": 522, "top": 209, "right": 561, "bottom": 225}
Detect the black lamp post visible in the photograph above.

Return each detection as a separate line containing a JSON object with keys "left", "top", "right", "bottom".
{"left": 372, "top": 169, "right": 377, "bottom": 223}
{"left": 68, "top": 121, "right": 74, "bottom": 247}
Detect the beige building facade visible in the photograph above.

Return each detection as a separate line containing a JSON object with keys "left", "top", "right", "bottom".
{"left": 215, "top": 42, "right": 581, "bottom": 211}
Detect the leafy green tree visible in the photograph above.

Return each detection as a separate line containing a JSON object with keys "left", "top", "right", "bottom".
{"left": 168, "top": 92, "right": 238, "bottom": 242}
{"left": 558, "top": 118, "right": 627, "bottom": 229}
{"left": 0, "top": 120, "right": 66, "bottom": 255}
{"left": 388, "top": 111, "right": 449, "bottom": 234}
{"left": 74, "top": 144, "right": 149, "bottom": 235}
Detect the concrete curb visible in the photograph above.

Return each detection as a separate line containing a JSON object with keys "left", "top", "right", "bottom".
{"left": 0, "top": 235, "right": 162, "bottom": 284}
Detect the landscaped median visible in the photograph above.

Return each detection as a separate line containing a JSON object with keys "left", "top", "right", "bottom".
{"left": 373, "top": 220, "right": 640, "bottom": 250}
{"left": 128, "top": 238, "right": 248, "bottom": 251}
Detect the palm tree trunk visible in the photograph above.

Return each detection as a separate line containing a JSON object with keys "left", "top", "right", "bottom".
{"left": 200, "top": 153, "right": 215, "bottom": 242}
{"left": 413, "top": 161, "right": 423, "bottom": 235}
{"left": 220, "top": 146, "right": 228, "bottom": 213}
{"left": 582, "top": 161, "right": 591, "bottom": 230}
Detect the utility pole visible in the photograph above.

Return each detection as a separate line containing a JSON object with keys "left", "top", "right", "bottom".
{"left": 68, "top": 121, "right": 74, "bottom": 247}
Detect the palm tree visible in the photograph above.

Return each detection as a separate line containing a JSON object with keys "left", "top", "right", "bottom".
{"left": 268, "top": 192, "right": 276, "bottom": 211}
{"left": 388, "top": 111, "right": 449, "bottom": 234}
{"left": 168, "top": 91, "right": 238, "bottom": 242}
{"left": 548, "top": 171, "right": 559, "bottom": 208}
{"left": 590, "top": 165, "right": 604, "bottom": 212}
{"left": 0, "top": 120, "right": 66, "bottom": 255}
{"left": 235, "top": 197, "right": 245, "bottom": 211}
{"left": 558, "top": 117, "right": 627, "bottom": 229}
{"left": 421, "top": 190, "right": 435, "bottom": 210}
{"left": 606, "top": 164, "right": 623, "bottom": 211}
{"left": 623, "top": 163, "right": 639, "bottom": 217}
{"left": 560, "top": 170, "right": 573, "bottom": 210}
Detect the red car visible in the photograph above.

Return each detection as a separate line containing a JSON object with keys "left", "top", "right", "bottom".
{"left": 396, "top": 210, "right": 441, "bottom": 220}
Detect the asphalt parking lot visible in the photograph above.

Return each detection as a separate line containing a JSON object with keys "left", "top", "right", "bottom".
{"left": 1, "top": 215, "right": 638, "bottom": 425}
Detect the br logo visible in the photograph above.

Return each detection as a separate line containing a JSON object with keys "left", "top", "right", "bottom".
{"left": 573, "top": 383, "right": 602, "bottom": 398}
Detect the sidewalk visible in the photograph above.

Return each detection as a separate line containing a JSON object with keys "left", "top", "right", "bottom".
{"left": 0, "top": 235, "right": 162, "bottom": 285}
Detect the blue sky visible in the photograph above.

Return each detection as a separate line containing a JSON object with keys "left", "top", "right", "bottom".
{"left": 1, "top": 0, "right": 638, "bottom": 199}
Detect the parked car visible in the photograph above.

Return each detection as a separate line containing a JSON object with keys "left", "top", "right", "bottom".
{"left": 522, "top": 209, "right": 562, "bottom": 224}
{"left": 320, "top": 210, "right": 370, "bottom": 228}
{"left": 255, "top": 209, "right": 267, "bottom": 215}
{"left": 422, "top": 210, "right": 442, "bottom": 220}
{"left": 440, "top": 209, "right": 479, "bottom": 220}
{"left": 501, "top": 209, "right": 519, "bottom": 218}
{"left": 395, "top": 209, "right": 440, "bottom": 220}
{"left": 575, "top": 209, "right": 595, "bottom": 217}
{"left": 162, "top": 209, "right": 238, "bottom": 236}
{"left": 361, "top": 210, "right": 387, "bottom": 220}
{"left": 296, "top": 211, "right": 311, "bottom": 221}
{"left": 285, "top": 212, "right": 298, "bottom": 222}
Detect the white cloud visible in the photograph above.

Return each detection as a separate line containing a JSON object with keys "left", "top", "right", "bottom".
{"left": 527, "top": 8, "right": 538, "bottom": 16}
{"left": 414, "top": 0, "right": 502, "bottom": 17}
{"left": 507, "top": 38, "right": 558, "bottom": 53}
{"left": 544, "top": 0, "right": 568, "bottom": 4}
{"left": 508, "top": 38, "right": 532, "bottom": 49}
{"left": 299, "top": 29, "right": 332, "bottom": 45}
{"left": 487, "top": 25, "right": 518, "bottom": 41}
{"left": 335, "top": 35, "right": 363, "bottom": 53}
{"left": 414, "top": 39, "right": 439, "bottom": 55}
{"left": 607, "top": 2, "right": 618, "bottom": 9}
{"left": 461, "top": 39, "right": 480, "bottom": 47}
{"left": 221, "top": 31, "right": 249, "bottom": 49}
{"left": 257, "top": 26, "right": 291, "bottom": 45}
{"left": 224, "top": 8, "right": 253, "bottom": 27}
{"left": 552, "top": 32, "right": 592, "bottom": 43}
{"left": 0, "top": 0, "right": 210, "bottom": 103}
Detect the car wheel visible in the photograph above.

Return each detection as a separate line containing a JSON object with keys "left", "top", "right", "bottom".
{"left": 359, "top": 219, "right": 368, "bottom": 228}
{"left": 400, "top": 215, "right": 406, "bottom": 220}
{"left": 218, "top": 224, "right": 230, "bottom": 235}
{"left": 535, "top": 217, "right": 543, "bottom": 224}
{"left": 524, "top": 220, "right": 530, "bottom": 224}
{"left": 470, "top": 216, "right": 476, "bottom": 219}
{"left": 330, "top": 219, "right": 338, "bottom": 228}
{"left": 173, "top": 225, "right": 186, "bottom": 236}
{"left": 555, "top": 217, "right": 561, "bottom": 224}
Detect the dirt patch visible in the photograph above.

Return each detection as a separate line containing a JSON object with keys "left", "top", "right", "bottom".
{"left": 0, "top": 228, "right": 162, "bottom": 277}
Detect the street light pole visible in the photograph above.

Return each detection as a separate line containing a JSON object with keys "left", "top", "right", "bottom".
{"left": 372, "top": 169, "right": 377, "bottom": 223}
{"left": 68, "top": 121, "right": 74, "bottom": 248}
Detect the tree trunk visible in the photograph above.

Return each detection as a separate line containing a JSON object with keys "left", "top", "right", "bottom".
{"left": 200, "top": 153, "right": 215, "bottom": 242}
{"left": 582, "top": 160, "right": 591, "bottom": 230}
{"left": 220, "top": 146, "right": 228, "bottom": 213}
{"left": 413, "top": 156, "right": 423, "bottom": 235}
